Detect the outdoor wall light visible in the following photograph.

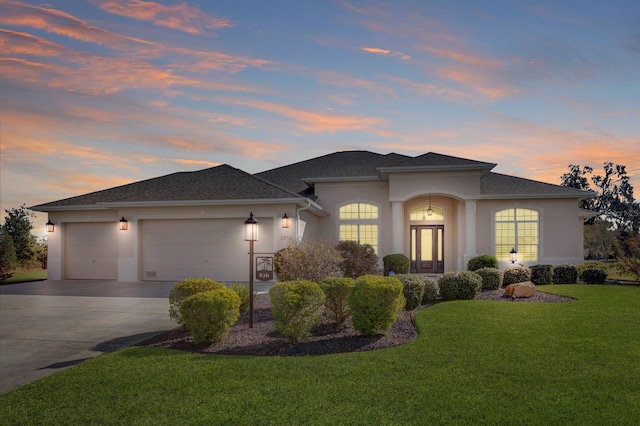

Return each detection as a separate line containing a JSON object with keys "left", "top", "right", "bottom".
{"left": 510, "top": 247, "right": 518, "bottom": 264}
{"left": 118, "top": 216, "right": 128, "bottom": 231}
{"left": 46, "top": 220, "right": 54, "bottom": 233}
{"left": 427, "top": 196, "right": 433, "bottom": 216}
{"left": 281, "top": 213, "right": 290, "bottom": 229}
{"left": 244, "top": 212, "right": 259, "bottom": 328}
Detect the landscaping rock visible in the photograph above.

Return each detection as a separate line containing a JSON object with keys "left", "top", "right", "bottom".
{"left": 502, "top": 281, "right": 536, "bottom": 299}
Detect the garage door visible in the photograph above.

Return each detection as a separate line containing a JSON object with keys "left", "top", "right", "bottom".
{"left": 141, "top": 219, "right": 271, "bottom": 282}
{"left": 65, "top": 222, "right": 118, "bottom": 279}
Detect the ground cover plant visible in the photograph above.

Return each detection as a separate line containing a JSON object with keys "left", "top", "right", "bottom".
{"left": 1, "top": 285, "right": 638, "bottom": 425}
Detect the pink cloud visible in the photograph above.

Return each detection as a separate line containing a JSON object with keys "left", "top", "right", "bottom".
{"left": 361, "top": 46, "right": 411, "bottom": 60}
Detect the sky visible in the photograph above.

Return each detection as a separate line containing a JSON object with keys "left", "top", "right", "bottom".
{"left": 1, "top": 0, "right": 639, "bottom": 236}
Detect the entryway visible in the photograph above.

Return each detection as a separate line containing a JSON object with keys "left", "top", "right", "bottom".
{"left": 410, "top": 225, "right": 444, "bottom": 274}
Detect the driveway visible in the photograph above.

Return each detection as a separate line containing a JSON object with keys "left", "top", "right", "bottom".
{"left": 0, "top": 280, "right": 177, "bottom": 395}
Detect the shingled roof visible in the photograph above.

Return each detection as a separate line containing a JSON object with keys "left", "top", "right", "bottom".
{"left": 480, "top": 172, "right": 593, "bottom": 198}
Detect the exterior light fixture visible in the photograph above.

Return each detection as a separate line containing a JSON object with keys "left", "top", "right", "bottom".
{"left": 281, "top": 213, "right": 290, "bottom": 229}
{"left": 427, "top": 196, "right": 433, "bottom": 216}
{"left": 244, "top": 212, "right": 259, "bottom": 328}
{"left": 46, "top": 220, "right": 55, "bottom": 233}
{"left": 510, "top": 247, "right": 518, "bottom": 264}
{"left": 118, "top": 217, "right": 128, "bottom": 231}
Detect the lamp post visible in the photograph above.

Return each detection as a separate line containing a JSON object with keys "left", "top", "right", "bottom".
{"left": 509, "top": 247, "right": 518, "bottom": 264}
{"left": 244, "top": 212, "right": 259, "bottom": 328}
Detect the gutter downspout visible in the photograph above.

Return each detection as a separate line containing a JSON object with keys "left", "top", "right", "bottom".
{"left": 296, "top": 201, "right": 312, "bottom": 242}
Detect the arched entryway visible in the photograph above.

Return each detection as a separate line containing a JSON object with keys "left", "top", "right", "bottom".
{"left": 409, "top": 203, "right": 445, "bottom": 274}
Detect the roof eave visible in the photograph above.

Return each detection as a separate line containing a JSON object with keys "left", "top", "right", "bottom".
{"left": 302, "top": 175, "right": 380, "bottom": 184}
{"left": 378, "top": 163, "right": 496, "bottom": 178}
{"left": 480, "top": 193, "right": 595, "bottom": 200}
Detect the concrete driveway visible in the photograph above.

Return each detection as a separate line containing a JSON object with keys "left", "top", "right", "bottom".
{"left": 0, "top": 280, "right": 178, "bottom": 395}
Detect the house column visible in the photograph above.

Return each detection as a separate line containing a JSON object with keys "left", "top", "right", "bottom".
{"left": 391, "top": 201, "right": 404, "bottom": 254}
{"left": 463, "top": 199, "right": 477, "bottom": 267}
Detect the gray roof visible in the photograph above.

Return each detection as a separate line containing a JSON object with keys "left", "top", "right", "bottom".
{"left": 481, "top": 172, "right": 594, "bottom": 198}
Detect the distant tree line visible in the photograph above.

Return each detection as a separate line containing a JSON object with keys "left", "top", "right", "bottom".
{"left": 0, "top": 205, "right": 47, "bottom": 281}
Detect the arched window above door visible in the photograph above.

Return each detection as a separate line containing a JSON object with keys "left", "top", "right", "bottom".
{"left": 409, "top": 205, "right": 444, "bottom": 221}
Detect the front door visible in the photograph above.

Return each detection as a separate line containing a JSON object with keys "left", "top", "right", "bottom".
{"left": 410, "top": 225, "right": 444, "bottom": 274}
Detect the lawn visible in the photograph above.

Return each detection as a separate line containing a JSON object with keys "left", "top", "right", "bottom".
{"left": 1, "top": 285, "right": 638, "bottom": 425}
{"left": 0, "top": 269, "right": 47, "bottom": 285}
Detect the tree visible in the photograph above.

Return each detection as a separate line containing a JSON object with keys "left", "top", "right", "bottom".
{"left": 0, "top": 228, "right": 18, "bottom": 281}
{"left": 3, "top": 205, "right": 38, "bottom": 265}
{"left": 612, "top": 232, "right": 640, "bottom": 281}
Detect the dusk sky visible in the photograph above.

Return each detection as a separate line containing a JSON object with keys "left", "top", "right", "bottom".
{"left": 1, "top": 0, "right": 639, "bottom": 235}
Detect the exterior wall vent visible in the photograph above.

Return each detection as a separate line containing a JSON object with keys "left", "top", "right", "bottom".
{"left": 146, "top": 271, "right": 157, "bottom": 278}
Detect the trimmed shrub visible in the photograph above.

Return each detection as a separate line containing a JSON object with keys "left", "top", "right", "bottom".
{"left": 503, "top": 266, "right": 532, "bottom": 286}
{"left": 274, "top": 240, "right": 343, "bottom": 282}
{"left": 467, "top": 254, "right": 498, "bottom": 271}
{"left": 383, "top": 253, "right": 410, "bottom": 275}
{"left": 578, "top": 261, "right": 608, "bottom": 279}
{"left": 269, "top": 280, "right": 325, "bottom": 343}
{"left": 553, "top": 264, "right": 578, "bottom": 284}
{"left": 395, "top": 274, "right": 425, "bottom": 310}
{"left": 421, "top": 277, "right": 439, "bottom": 304}
{"left": 169, "top": 278, "right": 226, "bottom": 323}
{"left": 180, "top": 288, "right": 241, "bottom": 344}
{"left": 336, "top": 241, "right": 379, "bottom": 279}
{"left": 229, "top": 283, "right": 253, "bottom": 314}
{"left": 348, "top": 275, "right": 405, "bottom": 336}
{"left": 581, "top": 267, "right": 608, "bottom": 284}
{"left": 530, "top": 264, "right": 554, "bottom": 285}
{"left": 319, "top": 277, "right": 355, "bottom": 326}
{"left": 474, "top": 267, "right": 503, "bottom": 290}
{"left": 438, "top": 271, "right": 483, "bottom": 301}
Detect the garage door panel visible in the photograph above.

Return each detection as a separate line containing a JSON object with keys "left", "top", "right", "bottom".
{"left": 65, "top": 223, "right": 118, "bottom": 280}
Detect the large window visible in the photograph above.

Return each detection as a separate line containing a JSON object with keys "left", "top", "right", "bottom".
{"left": 339, "top": 202, "right": 379, "bottom": 253}
{"left": 495, "top": 208, "right": 539, "bottom": 262}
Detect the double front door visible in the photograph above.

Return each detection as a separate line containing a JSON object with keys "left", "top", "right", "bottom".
{"left": 410, "top": 225, "right": 444, "bottom": 274}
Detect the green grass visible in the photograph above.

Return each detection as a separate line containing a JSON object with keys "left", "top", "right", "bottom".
{"left": 0, "top": 269, "right": 47, "bottom": 284}
{"left": 1, "top": 285, "right": 639, "bottom": 425}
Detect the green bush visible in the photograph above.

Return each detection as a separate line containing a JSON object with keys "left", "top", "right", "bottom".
{"left": 438, "top": 271, "right": 483, "bottom": 301}
{"left": 581, "top": 267, "right": 608, "bottom": 284}
{"left": 319, "top": 277, "right": 355, "bottom": 326}
{"left": 269, "top": 280, "right": 326, "bottom": 343}
{"left": 383, "top": 253, "right": 410, "bottom": 276}
{"left": 229, "top": 283, "right": 253, "bottom": 314}
{"left": 180, "top": 288, "right": 241, "bottom": 344}
{"left": 578, "top": 261, "right": 608, "bottom": 279}
{"left": 530, "top": 264, "right": 554, "bottom": 285}
{"left": 336, "top": 241, "right": 379, "bottom": 279}
{"left": 421, "top": 277, "right": 439, "bottom": 304}
{"left": 274, "top": 240, "right": 343, "bottom": 282}
{"left": 169, "top": 278, "right": 226, "bottom": 323}
{"left": 474, "top": 267, "right": 503, "bottom": 290}
{"left": 394, "top": 274, "right": 425, "bottom": 310}
{"left": 348, "top": 275, "right": 405, "bottom": 336}
{"left": 0, "top": 230, "right": 17, "bottom": 281}
{"left": 553, "top": 264, "right": 578, "bottom": 284}
{"left": 467, "top": 254, "right": 498, "bottom": 271}
{"left": 503, "top": 266, "right": 532, "bottom": 286}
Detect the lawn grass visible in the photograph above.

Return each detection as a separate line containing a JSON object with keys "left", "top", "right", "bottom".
{"left": 0, "top": 269, "right": 47, "bottom": 284}
{"left": 1, "top": 285, "right": 638, "bottom": 425}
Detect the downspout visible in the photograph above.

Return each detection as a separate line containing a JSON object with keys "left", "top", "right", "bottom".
{"left": 296, "top": 201, "right": 312, "bottom": 242}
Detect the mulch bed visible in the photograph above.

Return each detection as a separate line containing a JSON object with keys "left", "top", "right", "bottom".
{"left": 138, "top": 290, "right": 574, "bottom": 357}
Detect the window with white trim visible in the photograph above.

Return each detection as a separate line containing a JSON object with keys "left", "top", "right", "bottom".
{"left": 495, "top": 208, "right": 539, "bottom": 262}
{"left": 339, "top": 202, "right": 379, "bottom": 253}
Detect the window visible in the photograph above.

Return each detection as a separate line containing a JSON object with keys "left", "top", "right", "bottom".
{"left": 339, "top": 202, "right": 379, "bottom": 253}
{"left": 495, "top": 208, "right": 539, "bottom": 262}
{"left": 409, "top": 205, "right": 444, "bottom": 221}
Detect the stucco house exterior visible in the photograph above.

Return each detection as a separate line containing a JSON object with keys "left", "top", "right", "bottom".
{"left": 32, "top": 151, "right": 594, "bottom": 282}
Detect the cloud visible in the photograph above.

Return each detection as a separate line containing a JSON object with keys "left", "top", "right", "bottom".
{"left": 361, "top": 46, "right": 411, "bottom": 60}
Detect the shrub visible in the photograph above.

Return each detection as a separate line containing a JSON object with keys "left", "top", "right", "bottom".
{"left": 169, "top": 278, "right": 226, "bottom": 323}
{"left": 274, "top": 240, "right": 343, "bottom": 282}
{"left": 553, "top": 264, "right": 578, "bottom": 284}
{"left": 348, "top": 275, "right": 405, "bottom": 336}
{"left": 577, "top": 261, "right": 608, "bottom": 279}
{"left": 503, "top": 266, "right": 532, "bottom": 286}
{"left": 530, "top": 264, "right": 554, "bottom": 285}
{"left": 180, "top": 288, "right": 241, "bottom": 344}
{"left": 269, "top": 280, "right": 325, "bottom": 343}
{"left": 467, "top": 254, "right": 498, "bottom": 271}
{"left": 394, "top": 274, "right": 425, "bottom": 310}
{"left": 319, "top": 277, "right": 355, "bottom": 326}
{"left": 421, "top": 277, "right": 439, "bottom": 304}
{"left": 229, "top": 283, "right": 253, "bottom": 314}
{"left": 383, "top": 254, "right": 410, "bottom": 276}
{"left": 581, "top": 267, "right": 608, "bottom": 284}
{"left": 336, "top": 241, "right": 379, "bottom": 279}
{"left": 0, "top": 231, "right": 17, "bottom": 281}
{"left": 474, "top": 267, "right": 503, "bottom": 290}
{"left": 438, "top": 271, "right": 482, "bottom": 301}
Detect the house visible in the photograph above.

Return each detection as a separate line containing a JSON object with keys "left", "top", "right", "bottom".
{"left": 31, "top": 151, "right": 595, "bottom": 282}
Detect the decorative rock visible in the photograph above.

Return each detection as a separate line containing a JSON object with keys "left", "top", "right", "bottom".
{"left": 502, "top": 281, "right": 536, "bottom": 299}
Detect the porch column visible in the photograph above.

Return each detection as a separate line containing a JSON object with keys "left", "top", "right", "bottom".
{"left": 391, "top": 201, "right": 404, "bottom": 254}
{"left": 464, "top": 200, "right": 477, "bottom": 266}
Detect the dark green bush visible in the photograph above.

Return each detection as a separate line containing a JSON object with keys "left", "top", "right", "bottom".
{"left": 169, "top": 278, "right": 226, "bottom": 323}
{"left": 319, "top": 277, "right": 355, "bottom": 326}
{"left": 229, "top": 283, "right": 253, "bottom": 314}
{"left": 421, "top": 277, "right": 439, "bottom": 304}
{"left": 394, "top": 274, "right": 425, "bottom": 310}
{"left": 474, "top": 267, "right": 503, "bottom": 290}
{"left": 581, "top": 267, "right": 608, "bottom": 284}
{"left": 348, "top": 275, "right": 405, "bottom": 336}
{"left": 578, "top": 261, "right": 608, "bottom": 279}
{"left": 269, "top": 280, "right": 325, "bottom": 343}
{"left": 336, "top": 241, "right": 379, "bottom": 279}
{"left": 438, "top": 271, "right": 483, "bottom": 301}
{"left": 503, "top": 266, "right": 532, "bottom": 286}
{"left": 467, "top": 254, "right": 498, "bottom": 271}
{"left": 383, "top": 253, "right": 410, "bottom": 276}
{"left": 552, "top": 264, "right": 578, "bottom": 284}
{"left": 180, "top": 288, "right": 241, "bottom": 344}
{"left": 530, "top": 264, "right": 554, "bottom": 285}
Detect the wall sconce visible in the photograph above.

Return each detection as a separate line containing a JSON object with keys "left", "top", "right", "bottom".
{"left": 119, "top": 217, "right": 128, "bottom": 231}
{"left": 510, "top": 247, "right": 518, "bottom": 264}
{"left": 46, "top": 220, "right": 55, "bottom": 233}
{"left": 281, "top": 213, "right": 290, "bottom": 229}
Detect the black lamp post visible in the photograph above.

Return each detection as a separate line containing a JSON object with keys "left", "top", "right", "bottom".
{"left": 244, "top": 212, "right": 259, "bottom": 328}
